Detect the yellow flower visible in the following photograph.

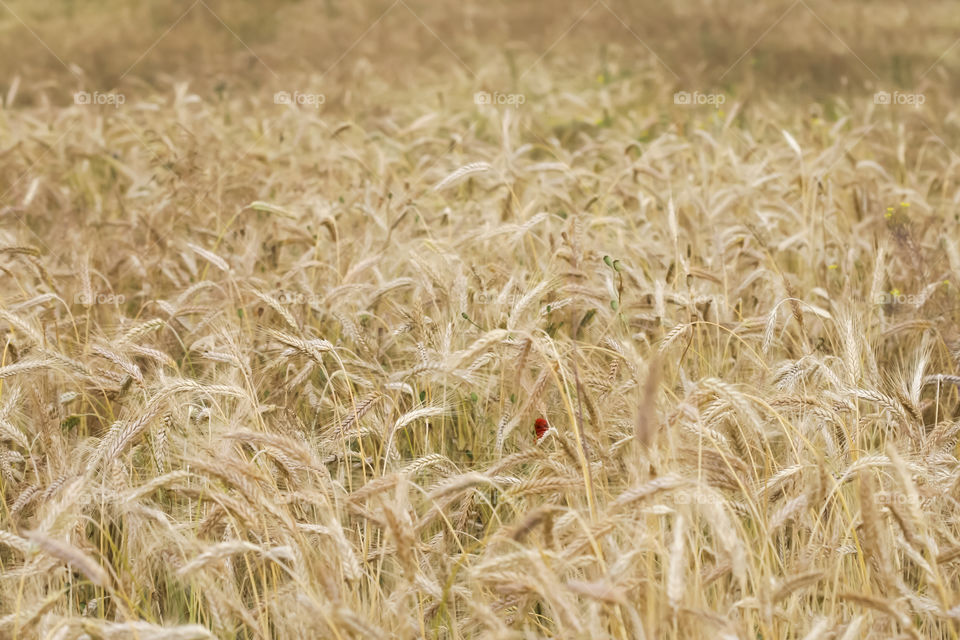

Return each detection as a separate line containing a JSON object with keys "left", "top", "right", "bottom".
{"left": 900, "top": 201, "right": 909, "bottom": 207}
{"left": 828, "top": 264, "right": 838, "bottom": 270}
{"left": 890, "top": 288, "right": 901, "bottom": 297}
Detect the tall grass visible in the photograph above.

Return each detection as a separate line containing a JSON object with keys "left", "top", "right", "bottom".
{"left": 1, "top": 1, "right": 960, "bottom": 638}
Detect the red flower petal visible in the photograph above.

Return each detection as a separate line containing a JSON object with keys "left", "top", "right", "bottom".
{"left": 534, "top": 417, "right": 549, "bottom": 441}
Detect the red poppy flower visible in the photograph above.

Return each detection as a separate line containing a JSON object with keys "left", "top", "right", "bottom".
{"left": 534, "top": 417, "right": 549, "bottom": 442}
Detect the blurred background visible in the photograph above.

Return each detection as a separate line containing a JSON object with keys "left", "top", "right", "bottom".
{"left": 0, "top": 0, "right": 956, "bottom": 102}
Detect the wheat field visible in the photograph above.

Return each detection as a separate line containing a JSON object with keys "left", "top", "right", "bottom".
{"left": 1, "top": 1, "right": 960, "bottom": 638}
